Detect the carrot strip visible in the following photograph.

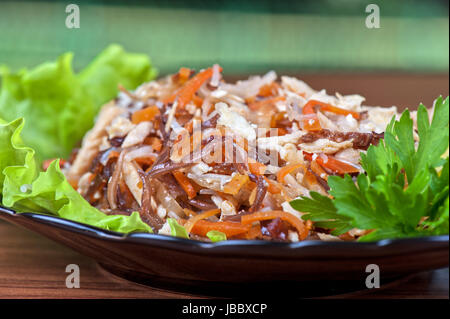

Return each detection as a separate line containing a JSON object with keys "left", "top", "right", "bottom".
{"left": 270, "top": 111, "right": 286, "bottom": 128}
{"left": 248, "top": 96, "right": 285, "bottom": 111}
{"left": 165, "top": 66, "right": 222, "bottom": 108}
{"left": 173, "top": 170, "right": 197, "bottom": 199}
{"left": 241, "top": 210, "right": 309, "bottom": 240}
{"left": 276, "top": 163, "right": 305, "bottom": 183}
{"left": 143, "top": 137, "right": 162, "bottom": 152}
{"left": 304, "top": 152, "right": 360, "bottom": 175}
{"left": 177, "top": 67, "right": 192, "bottom": 83}
{"left": 190, "top": 219, "right": 251, "bottom": 237}
{"left": 317, "top": 155, "right": 360, "bottom": 175}
{"left": 302, "top": 100, "right": 322, "bottom": 131}
{"left": 233, "top": 224, "right": 262, "bottom": 240}
{"left": 302, "top": 100, "right": 360, "bottom": 127}
{"left": 135, "top": 156, "right": 156, "bottom": 167}
{"left": 317, "top": 102, "right": 360, "bottom": 119}
{"left": 183, "top": 209, "right": 220, "bottom": 233}
{"left": 310, "top": 160, "right": 328, "bottom": 181}
{"left": 248, "top": 187, "right": 257, "bottom": 206}
{"left": 68, "top": 179, "right": 78, "bottom": 190}
{"left": 258, "top": 82, "right": 281, "bottom": 97}
{"left": 223, "top": 174, "right": 250, "bottom": 195}
{"left": 246, "top": 224, "right": 262, "bottom": 239}
{"left": 264, "top": 177, "right": 282, "bottom": 194}
{"left": 183, "top": 208, "right": 197, "bottom": 217}
{"left": 192, "top": 95, "right": 204, "bottom": 107}
{"left": 248, "top": 160, "right": 266, "bottom": 175}
{"left": 304, "top": 170, "right": 319, "bottom": 187}
{"left": 131, "top": 106, "right": 160, "bottom": 124}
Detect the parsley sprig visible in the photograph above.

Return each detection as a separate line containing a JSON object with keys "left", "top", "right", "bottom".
{"left": 290, "top": 96, "right": 449, "bottom": 241}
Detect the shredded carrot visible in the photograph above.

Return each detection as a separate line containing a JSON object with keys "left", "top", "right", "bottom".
{"left": 183, "top": 208, "right": 197, "bottom": 217}
{"left": 276, "top": 163, "right": 305, "bottom": 183}
{"left": 304, "top": 170, "right": 319, "bottom": 187}
{"left": 248, "top": 96, "right": 285, "bottom": 111}
{"left": 246, "top": 224, "right": 262, "bottom": 239}
{"left": 192, "top": 95, "right": 204, "bottom": 108}
{"left": 302, "top": 100, "right": 360, "bottom": 127}
{"left": 264, "top": 177, "right": 282, "bottom": 194}
{"left": 68, "top": 179, "right": 78, "bottom": 190}
{"left": 171, "top": 67, "right": 192, "bottom": 85}
{"left": 248, "top": 187, "right": 257, "bottom": 206}
{"left": 317, "top": 156, "right": 360, "bottom": 175}
{"left": 131, "top": 106, "right": 160, "bottom": 124}
{"left": 183, "top": 120, "right": 194, "bottom": 134}
{"left": 143, "top": 137, "right": 162, "bottom": 152}
{"left": 258, "top": 82, "right": 280, "bottom": 97}
{"left": 303, "top": 152, "right": 314, "bottom": 161}
{"left": 234, "top": 224, "right": 262, "bottom": 240}
{"left": 304, "top": 152, "right": 359, "bottom": 175}
{"left": 177, "top": 67, "right": 192, "bottom": 83}
{"left": 302, "top": 100, "right": 322, "bottom": 131}
{"left": 223, "top": 174, "right": 250, "bottom": 195}
{"left": 241, "top": 210, "right": 309, "bottom": 240}
{"left": 135, "top": 156, "right": 156, "bottom": 167}
{"left": 215, "top": 191, "right": 240, "bottom": 208}
{"left": 313, "top": 100, "right": 360, "bottom": 119}
{"left": 310, "top": 160, "right": 328, "bottom": 181}
{"left": 248, "top": 160, "right": 266, "bottom": 175}
{"left": 108, "top": 150, "right": 120, "bottom": 160}
{"left": 173, "top": 170, "right": 197, "bottom": 199}
{"left": 270, "top": 111, "right": 286, "bottom": 128}
{"left": 277, "top": 127, "right": 288, "bottom": 136}
{"left": 184, "top": 209, "right": 220, "bottom": 233}
{"left": 190, "top": 219, "right": 251, "bottom": 237}
{"left": 165, "top": 66, "right": 222, "bottom": 108}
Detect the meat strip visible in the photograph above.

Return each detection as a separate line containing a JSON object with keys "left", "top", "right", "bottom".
{"left": 299, "top": 129, "right": 384, "bottom": 150}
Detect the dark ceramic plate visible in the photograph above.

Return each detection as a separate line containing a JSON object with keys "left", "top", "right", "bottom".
{"left": 1, "top": 206, "right": 448, "bottom": 297}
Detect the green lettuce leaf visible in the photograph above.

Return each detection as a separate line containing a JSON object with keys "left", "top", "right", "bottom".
{"left": 0, "top": 44, "right": 157, "bottom": 161}
{"left": 206, "top": 230, "right": 227, "bottom": 242}
{"left": 0, "top": 117, "right": 152, "bottom": 233}
{"left": 78, "top": 44, "right": 158, "bottom": 110}
{"left": 167, "top": 218, "right": 189, "bottom": 238}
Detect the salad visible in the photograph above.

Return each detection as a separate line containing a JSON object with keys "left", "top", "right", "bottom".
{"left": 0, "top": 50, "right": 448, "bottom": 243}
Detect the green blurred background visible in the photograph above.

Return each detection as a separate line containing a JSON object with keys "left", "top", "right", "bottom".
{"left": 0, "top": 0, "right": 448, "bottom": 75}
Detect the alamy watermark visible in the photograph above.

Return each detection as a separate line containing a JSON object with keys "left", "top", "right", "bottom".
{"left": 65, "top": 264, "right": 80, "bottom": 288}
{"left": 365, "top": 264, "right": 380, "bottom": 288}
{"left": 365, "top": 4, "right": 380, "bottom": 29}
{"left": 65, "top": 4, "right": 80, "bottom": 29}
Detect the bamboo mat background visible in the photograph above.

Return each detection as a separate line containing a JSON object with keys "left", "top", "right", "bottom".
{"left": 0, "top": 0, "right": 448, "bottom": 75}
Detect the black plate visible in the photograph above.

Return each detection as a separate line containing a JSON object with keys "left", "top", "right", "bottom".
{"left": 1, "top": 206, "right": 448, "bottom": 297}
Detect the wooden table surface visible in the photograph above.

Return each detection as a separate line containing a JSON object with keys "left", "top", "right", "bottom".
{"left": 0, "top": 220, "right": 448, "bottom": 299}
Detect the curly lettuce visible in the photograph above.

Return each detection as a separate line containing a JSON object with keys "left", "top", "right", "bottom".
{"left": 0, "top": 117, "right": 152, "bottom": 233}
{"left": 0, "top": 44, "right": 157, "bottom": 161}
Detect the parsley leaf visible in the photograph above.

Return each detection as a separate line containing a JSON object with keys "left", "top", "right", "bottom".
{"left": 290, "top": 192, "right": 353, "bottom": 235}
{"left": 290, "top": 96, "right": 449, "bottom": 241}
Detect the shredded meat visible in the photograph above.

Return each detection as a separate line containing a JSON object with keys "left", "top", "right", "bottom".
{"left": 261, "top": 218, "right": 290, "bottom": 241}
{"left": 248, "top": 174, "right": 268, "bottom": 213}
{"left": 139, "top": 171, "right": 164, "bottom": 231}
{"left": 299, "top": 129, "right": 384, "bottom": 150}
{"left": 66, "top": 103, "right": 125, "bottom": 182}
{"left": 64, "top": 66, "right": 405, "bottom": 243}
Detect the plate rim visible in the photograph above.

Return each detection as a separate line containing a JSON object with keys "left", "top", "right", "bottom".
{"left": 1, "top": 205, "right": 448, "bottom": 258}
